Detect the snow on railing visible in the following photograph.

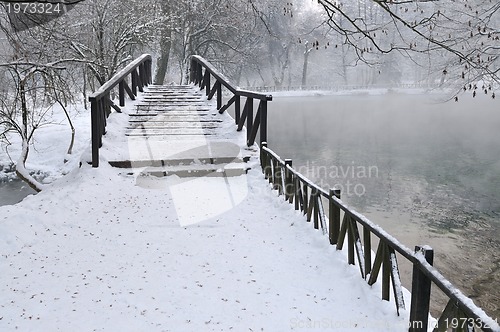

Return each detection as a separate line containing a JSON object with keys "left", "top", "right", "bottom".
{"left": 260, "top": 143, "right": 500, "bottom": 332}
{"left": 89, "top": 54, "right": 152, "bottom": 167}
{"left": 190, "top": 55, "right": 272, "bottom": 147}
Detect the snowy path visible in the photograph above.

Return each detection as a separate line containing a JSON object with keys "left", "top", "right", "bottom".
{"left": 0, "top": 85, "right": 410, "bottom": 331}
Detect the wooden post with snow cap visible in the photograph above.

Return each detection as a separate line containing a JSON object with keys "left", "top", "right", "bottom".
{"left": 409, "top": 245, "right": 434, "bottom": 332}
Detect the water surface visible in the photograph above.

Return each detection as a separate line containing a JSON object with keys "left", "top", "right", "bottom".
{"left": 267, "top": 92, "right": 500, "bottom": 318}
{"left": 0, "top": 179, "right": 37, "bottom": 206}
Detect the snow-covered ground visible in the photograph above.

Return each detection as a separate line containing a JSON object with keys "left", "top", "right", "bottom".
{"left": 0, "top": 161, "right": 413, "bottom": 331}
{"left": 0, "top": 103, "right": 91, "bottom": 183}
{"left": 0, "top": 87, "right": 416, "bottom": 331}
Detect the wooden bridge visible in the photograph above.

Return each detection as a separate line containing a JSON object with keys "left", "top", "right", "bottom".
{"left": 88, "top": 54, "right": 500, "bottom": 332}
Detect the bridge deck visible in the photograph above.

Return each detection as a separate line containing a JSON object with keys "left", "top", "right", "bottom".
{"left": 100, "top": 84, "right": 253, "bottom": 178}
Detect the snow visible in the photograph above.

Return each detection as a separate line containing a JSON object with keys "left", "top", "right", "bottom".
{"left": 0, "top": 87, "right": 415, "bottom": 331}
{"left": 0, "top": 103, "right": 90, "bottom": 184}
{"left": 2, "top": 84, "right": 499, "bottom": 331}
{"left": 0, "top": 162, "right": 413, "bottom": 331}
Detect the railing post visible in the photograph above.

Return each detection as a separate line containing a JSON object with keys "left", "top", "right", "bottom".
{"left": 329, "top": 189, "right": 341, "bottom": 245}
{"left": 90, "top": 97, "right": 100, "bottom": 168}
{"left": 285, "top": 159, "right": 292, "bottom": 202}
{"left": 139, "top": 63, "right": 145, "bottom": 88}
{"left": 294, "top": 175, "right": 300, "bottom": 211}
{"left": 216, "top": 81, "right": 222, "bottom": 109}
{"left": 409, "top": 246, "right": 434, "bottom": 332}
{"left": 119, "top": 81, "right": 125, "bottom": 106}
{"left": 260, "top": 142, "right": 267, "bottom": 173}
{"left": 273, "top": 157, "right": 280, "bottom": 191}
{"left": 302, "top": 184, "right": 308, "bottom": 216}
{"left": 260, "top": 100, "right": 267, "bottom": 145}
{"left": 313, "top": 189, "right": 319, "bottom": 229}
{"left": 246, "top": 98, "right": 253, "bottom": 146}
{"left": 205, "top": 73, "right": 211, "bottom": 96}
{"left": 131, "top": 70, "right": 137, "bottom": 96}
{"left": 235, "top": 95, "right": 241, "bottom": 125}
{"left": 146, "top": 59, "right": 152, "bottom": 84}
{"left": 137, "top": 67, "right": 144, "bottom": 93}
{"left": 190, "top": 58, "right": 196, "bottom": 83}
{"left": 197, "top": 63, "right": 203, "bottom": 87}
{"left": 364, "top": 226, "right": 372, "bottom": 277}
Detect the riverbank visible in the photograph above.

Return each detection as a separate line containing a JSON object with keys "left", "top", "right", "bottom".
{"left": 0, "top": 103, "right": 90, "bottom": 186}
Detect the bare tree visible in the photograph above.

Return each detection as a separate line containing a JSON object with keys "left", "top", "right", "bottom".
{"left": 316, "top": 0, "right": 500, "bottom": 94}
{"left": 0, "top": 59, "right": 75, "bottom": 191}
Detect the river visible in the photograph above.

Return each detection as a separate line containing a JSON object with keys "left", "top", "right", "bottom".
{"left": 0, "top": 178, "right": 36, "bottom": 206}
{"left": 266, "top": 92, "right": 500, "bottom": 320}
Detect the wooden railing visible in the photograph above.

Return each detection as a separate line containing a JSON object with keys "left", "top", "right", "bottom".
{"left": 189, "top": 55, "right": 272, "bottom": 146}
{"left": 89, "top": 54, "right": 152, "bottom": 167}
{"left": 260, "top": 143, "right": 500, "bottom": 332}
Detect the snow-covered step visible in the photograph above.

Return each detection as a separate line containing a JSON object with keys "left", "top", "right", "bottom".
{"left": 109, "top": 156, "right": 249, "bottom": 168}
{"left": 129, "top": 116, "right": 220, "bottom": 123}
{"left": 127, "top": 121, "right": 218, "bottom": 130}
{"left": 103, "top": 83, "right": 250, "bottom": 177}
{"left": 131, "top": 110, "right": 212, "bottom": 115}
{"left": 133, "top": 106, "right": 213, "bottom": 111}
{"left": 121, "top": 163, "right": 249, "bottom": 178}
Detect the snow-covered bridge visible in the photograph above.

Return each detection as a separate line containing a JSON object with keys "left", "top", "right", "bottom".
{"left": 2, "top": 54, "right": 497, "bottom": 331}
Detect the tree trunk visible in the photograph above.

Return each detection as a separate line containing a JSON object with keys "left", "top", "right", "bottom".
{"left": 154, "top": 3, "right": 173, "bottom": 85}
{"left": 302, "top": 47, "right": 311, "bottom": 87}
{"left": 154, "top": 34, "right": 172, "bottom": 85}
{"left": 16, "top": 81, "right": 43, "bottom": 192}
{"left": 16, "top": 140, "right": 43, "bottom": 193}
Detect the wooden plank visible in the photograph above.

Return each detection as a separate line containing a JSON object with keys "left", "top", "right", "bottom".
{"left": 89, "top": 54, "right": 151, "bottom": 99}
{"left": 336, "top": 213, "right": 350, "bottom": 251}
{"left": 207, "top": 80, "right": 218, "bottom": 100}
{"left": 382, "top": 242, "right": 390, "bottom": 301}
{"left": 368, "top": 241, "right": 385, "bottom": 286}
{"left": 302, "top": 183, "right": 308, "bottom": 216}
{"left": 313, "top": 190, "right": 319, "bottom": 229}
{"left": 329, "top": 189, "right": 341, "bottom": 245}
{"left": 219, "top": 95, "right": 236, "bottom": 114}
{"left": 249, "top": 106, "right": 261, "bottom": 146}
{"left": 106, "top": 96, "right": 121, "bottom": 113}
{"left": 433, "top": 300, "right": 458, "bottom": 332}
{"left": 349, "top": 219, "right": 365, "bottom": 277}
{"left": 122, "top": 80, "right": 136, "bottom": 100}
{"left": 237, "top": 99, "right": 249, "bottom": 131}
{"left": 307, "top": 191, "right": 314, "bottom": 223}
{"left": 246, "top": 98, "right": 254, "bottom": 146}
{"left": 347, "top": 216, "right": 355, "bottom": 265}
{"left": 410, "top": 246, "right": 434, "bottom": 331}
{"left": 259, "top": 100, "right": 267, "bottom": 145}
{"left": 388, "top": 246, "right": 405, "bottom": 314}
{"left": 317, "top": 193, "right": 327, "bottom": 233}
{"left": 364, "top": 226, "right": 372, "bottom": 277}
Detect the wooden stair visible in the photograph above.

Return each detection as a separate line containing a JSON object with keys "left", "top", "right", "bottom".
{"left": 108, "top": 85, "right": 250, "bottom": 178}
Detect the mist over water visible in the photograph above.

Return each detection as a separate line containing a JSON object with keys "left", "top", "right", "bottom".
{"left": 267, "top": 92, "right": 500, "bottom": 318}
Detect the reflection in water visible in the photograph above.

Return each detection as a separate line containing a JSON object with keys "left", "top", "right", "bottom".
{"left": 268, "top": 93, "right": 500, "bottom": 318}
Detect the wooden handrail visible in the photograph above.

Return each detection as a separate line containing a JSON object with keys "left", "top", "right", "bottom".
{"left": 89, "top": 54, "right": 152, "bottom": 167}
{"left": 260, "top": 143, "right": 500, "bottom": 332}
{"left": 190, "top": 55, "right": 272, "bottom": 146}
